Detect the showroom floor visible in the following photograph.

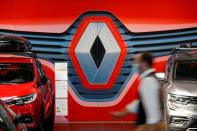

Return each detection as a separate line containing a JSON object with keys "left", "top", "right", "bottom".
{"left": 54, "top": 116, "right": 136, "bottom": 131}
{"left": 54, "top": 123, "right": 136, "bottom": 131}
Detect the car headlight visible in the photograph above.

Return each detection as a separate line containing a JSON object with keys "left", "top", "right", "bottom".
{"left": 168, "top": 94, "right": 190, "bottom": 105}
{"left": 6, "top": 94, "right": 37, "bottom": 106}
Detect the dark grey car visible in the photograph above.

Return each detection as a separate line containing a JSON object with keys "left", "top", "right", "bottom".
{"left": 157, "top": 48, "right": 197, "bottom": 131}
{"left": 0, "top": 100, "right": 27, "bottom": 131}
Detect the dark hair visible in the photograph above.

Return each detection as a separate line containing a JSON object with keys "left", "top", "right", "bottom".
{"left": 141, "top": 52, "right": 153, "bottom": 67}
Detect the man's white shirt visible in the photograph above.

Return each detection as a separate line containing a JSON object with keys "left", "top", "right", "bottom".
{"left": 126, "top": 68, "right": 162, "bottom": 124}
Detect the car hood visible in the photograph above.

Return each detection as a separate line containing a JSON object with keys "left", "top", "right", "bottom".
{"left": 0, "top": 0, "right": 197, "bottom": 33}
{"left": 0, "top": 82, "right": 36, "bottom": 100}
{"left": 168, "top": 81, "right": 197, "bottom": 97}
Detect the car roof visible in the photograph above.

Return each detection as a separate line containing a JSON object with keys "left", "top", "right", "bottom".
{"left": 170, "top": 47, "right": 197, "bottom": 60}
{"left": 173, "top": 51, "right": 197, "bottom": 61}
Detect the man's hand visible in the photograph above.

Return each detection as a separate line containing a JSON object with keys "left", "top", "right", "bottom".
{"left": 111, "top": 109, "right": 130, "bottom": 118}
{"left": 111, "top": 111, "right": 124, "bottom": 118}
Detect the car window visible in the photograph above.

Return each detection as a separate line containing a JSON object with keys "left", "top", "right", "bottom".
{"left": 173, "top": 60, "right": 197, "bottom": 81}
{"left": 0, "top": 63, "right": 34, "bottom": 84}
{"left": 36, "top": 61, "right": 46, "bottom": 78}
{"left": 165, "top": 58, "right": 171, "bottom": 79}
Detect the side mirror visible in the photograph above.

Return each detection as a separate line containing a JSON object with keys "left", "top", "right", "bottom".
{"left": 155, "top": 72, "right": 170, "bottom": 86}
{"left": 39, "top": 76, "right": 47, "bottom": 85}
{"left": 155, "top": 72, "right": 165, "bottom": 80}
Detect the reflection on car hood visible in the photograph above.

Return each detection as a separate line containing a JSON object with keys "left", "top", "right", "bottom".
{"left": 168, "top": 81, "right": 197, "bottom": 97}
{"left": 0, "top": 82, "right": 36, "bottom": 99}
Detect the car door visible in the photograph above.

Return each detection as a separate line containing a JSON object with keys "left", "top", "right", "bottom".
{"left": 36, "top": 60, "right": 53, "bottom": 116}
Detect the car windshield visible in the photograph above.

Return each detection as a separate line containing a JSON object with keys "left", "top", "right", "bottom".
{"left": 173, "top": 60, "right": 197, "bottom": 81}
{"left": 0, "top": 63, "right": 34, "bottom": 84}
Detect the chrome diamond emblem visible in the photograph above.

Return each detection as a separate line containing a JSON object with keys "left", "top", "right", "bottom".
{"left": 75, "top": 22, "right": 121, "bottom": 84}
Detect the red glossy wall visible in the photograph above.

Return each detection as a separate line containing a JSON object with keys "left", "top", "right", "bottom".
{"left": 0, "top": 0, "right": 197, "bottom": 122}
{"left": 1, "top": 0, "right": 197, "bottom": 33}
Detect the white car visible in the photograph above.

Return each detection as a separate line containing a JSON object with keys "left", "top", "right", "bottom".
{"left": 158, "top": 47, "right": 197, "bottom": 131}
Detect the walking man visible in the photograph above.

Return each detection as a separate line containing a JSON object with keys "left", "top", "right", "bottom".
{"left": 111, "top": 52, "right": 165, "bottom": 131}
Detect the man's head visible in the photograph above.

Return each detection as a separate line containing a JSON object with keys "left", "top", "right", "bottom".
{"left": 134, "top": 52, "right": 153, "bottom": 73}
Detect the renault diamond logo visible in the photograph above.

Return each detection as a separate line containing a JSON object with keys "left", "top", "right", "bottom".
{"left": 75, "top": 22, "right": 121, "bottom": 84}
{"left": 69, "top": 16, "right": 127, "bottom": 89}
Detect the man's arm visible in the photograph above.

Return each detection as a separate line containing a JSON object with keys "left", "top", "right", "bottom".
{"left": 111, "top": 99, "right": 139, "bottom": 118}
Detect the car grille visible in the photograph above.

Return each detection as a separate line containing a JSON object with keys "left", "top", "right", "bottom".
{"left": 0, "top": 11, "right": 197, "bottom": 101}
{"left": 191, "top": 123, "right": 197, "bottom": 128}
{"left": 189, "top": 97, "right": 197, "bottom": 105}
{"left": 187, "top": 121, "right": 197, "bottom": 131}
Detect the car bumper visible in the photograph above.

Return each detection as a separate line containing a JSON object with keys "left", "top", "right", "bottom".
{"left": 166, "top": 103, "right": 197, "bottom": 131}
{"left": 8, "top": 102, "right": 41, "bottom": 129}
